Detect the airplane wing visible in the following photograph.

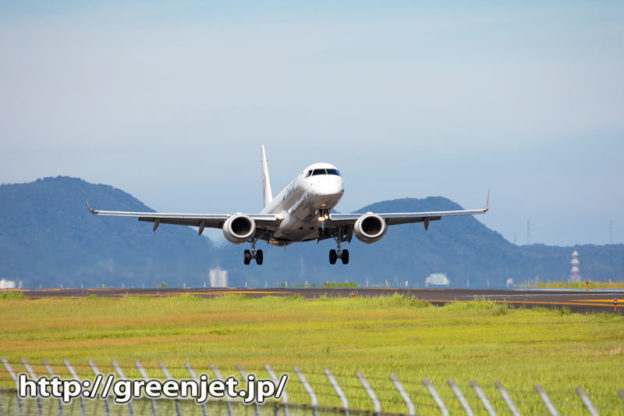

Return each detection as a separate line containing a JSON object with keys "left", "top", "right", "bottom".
{"left": 329, "top": 207, "right": 487, "bottom": 227}
{"left": 83, "top": 195, "right": 278, "bottom": 233}
{"left": 327, "top": 193, "right": 489, "bottom": 230}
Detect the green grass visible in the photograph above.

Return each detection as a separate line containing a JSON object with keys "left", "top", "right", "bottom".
{"left": 1, "top": 294, "right": 623, "bottom": 414}
{"left": 295, "top": 282, "right": 360, "bottom": 288}
{"left": 0, "top": 290, "right": 25, "bottom": 300}
{"left": 521, "top": 281, "right": 624, "bottom": 289}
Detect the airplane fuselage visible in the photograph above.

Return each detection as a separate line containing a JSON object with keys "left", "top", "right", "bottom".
{"left": 261, "top": 162, "right": 344, "bottom": 243}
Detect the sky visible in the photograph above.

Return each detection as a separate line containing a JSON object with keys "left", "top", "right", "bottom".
{"left": 1, "top": 1, "right": 623, "bottom": 246}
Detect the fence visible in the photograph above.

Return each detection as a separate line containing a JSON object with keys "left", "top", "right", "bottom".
{"left": 2, "top": 358, "right": 623, "bottom": 415}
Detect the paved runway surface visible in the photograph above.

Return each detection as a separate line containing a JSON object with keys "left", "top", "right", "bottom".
{"left": 19, "top": 287, "right": 624, "bottom": 314}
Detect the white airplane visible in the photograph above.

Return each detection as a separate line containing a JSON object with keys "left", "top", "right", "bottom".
{"left": 85, "top": 145, "right": 488, "bottom": 265}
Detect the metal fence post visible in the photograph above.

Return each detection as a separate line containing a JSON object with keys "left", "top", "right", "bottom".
{"left": 469, "top": 380, "right": 496, "bottom": 416}
{"left": 294, "top": 367, "right": 318, "bottom": 416}
{"left": 20, "top": 359, "right": 41, "bottom": 416}
{"left": 447, "top": 379, "right": 473, "bottom": 416}
{"left": 389, "top": 373, "right": 415, "bottom": 416}
{"left": 210, "top": 363, "right": 233, "bottom": 416}
{"left": 494, "top": 381, "right": 520, "bottom": 416}
{"left": 42, "top": 360, "right": 63, "bottom": 416}
{"left": 185, "top": 363, "right": 207, "bottom": 416}
{"left": 422, "top": 378, "right": 449, "bottom": 416}
{"left": 324, "top": 369, "right": 348, "bottom": 416}
{"left": 534, "top": 384, "right": 559, "bottom": 416}
{"left": 355, "top": 371, "right": 381, "bottom": 416}
{"left": 575, "top": 386, "right": 599, "bottom": 416}
{"left": 1, "top": 359, "right": 21, "bottom": 416}
{"left": 158, "top": 362, "right": 181, "bottom": 416}
{"left": 112, "top": 361, "right": 134, "bottom": 416}
{"left": 88, "top": 361, "right": 110, "bottom": 416}
{"left": 265, "top": 364, "right": 288, "bottom": 416}
{"left": 236, "top": 364, "right": 260, "bottom": 416}
{"left": 64, "top": 360, "right": 85, "bottom": 416}
{"left": 135, "top": 361, "right": 157, "bottom": 416}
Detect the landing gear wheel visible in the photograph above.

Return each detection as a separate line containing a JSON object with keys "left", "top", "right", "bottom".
{"left": 256, "top": 249, "right": 263, "bottom": 265}
{"left": 329, "top": 249, "right": 337, "bottom": 264}
{"left": 243, "top": 250, "right": 252, "bottom": 265}
{"left": 341, "top": 249, "right": 349, "bottom": 265}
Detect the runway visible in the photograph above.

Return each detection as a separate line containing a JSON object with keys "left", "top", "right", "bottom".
{"left": 18, "top": 287, "right": 624, "bottom": 314}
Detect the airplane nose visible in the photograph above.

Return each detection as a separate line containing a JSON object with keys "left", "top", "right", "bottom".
{"left": 315, "top": 177, "right": 343, "bottom": 196}
{"left": 306, "top": 175, "right": 343, "bottom": 209}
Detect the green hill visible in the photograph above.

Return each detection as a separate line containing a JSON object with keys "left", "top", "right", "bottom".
{"left": 0, "top": 176, "right": 216, "bottom": 288}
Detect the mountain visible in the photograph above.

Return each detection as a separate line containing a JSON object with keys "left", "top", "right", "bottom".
{"left": 0, "top": 177, "right": 217, "bottom": 288}
{"left": 1, "top": 177, "right": 622, "bottom": 289}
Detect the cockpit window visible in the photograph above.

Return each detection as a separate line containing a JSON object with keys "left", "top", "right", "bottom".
{"left": 309, "top": 168, "right": 341, "bottom": 176}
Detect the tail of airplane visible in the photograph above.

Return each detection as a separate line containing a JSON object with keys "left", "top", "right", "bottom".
{"left": 261, "top": 145, "right": 273, "bottom": 208}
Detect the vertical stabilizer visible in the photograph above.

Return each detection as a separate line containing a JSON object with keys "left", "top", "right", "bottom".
{"left": 261, "top": 145, "right": 273, "bottom": 208}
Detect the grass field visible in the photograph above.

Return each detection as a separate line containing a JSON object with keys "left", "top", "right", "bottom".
{"left": 522, "top": 281, "right": 624, "bottom": 290}
{"left": 1, "top": 293, "right": 623, "bottom": 414}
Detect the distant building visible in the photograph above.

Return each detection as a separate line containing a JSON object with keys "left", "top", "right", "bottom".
{"left": 425, "top": 273, "right": 450, "bottom": 288}
{"left": 569, "top": 250, "right": 580, "bottom": 283}
{"left": 209, "top": 267, "right": 228, "bottom": 287}
{"left": 0, "top": 279, "right": 16, "bottom": 289}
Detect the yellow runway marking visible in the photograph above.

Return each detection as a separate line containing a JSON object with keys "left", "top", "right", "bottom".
{"left": 427, "top": 299, "right": 620, "bottom": 308}
{"left": 159, "top": 291, "right": 293, "bottom": 296}
{"left": 26, "top": 290, "right": 294, "bottom": 299}
{"left": 574, "top": 298, "right": 623, "bottom": 303}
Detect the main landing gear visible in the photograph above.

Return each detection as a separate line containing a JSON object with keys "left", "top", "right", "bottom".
{"left": 329, "top": 249, "right": 349, "bottom": 265}
{"left": 244, "top": 240, "right": 263, "bottom": 265}
{"left": 329, "top": 239, "right": 349, "bottom": 265}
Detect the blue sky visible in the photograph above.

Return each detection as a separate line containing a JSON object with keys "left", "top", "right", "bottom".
{"left": 1, "top": 1, "right": 623, "bottom": 245}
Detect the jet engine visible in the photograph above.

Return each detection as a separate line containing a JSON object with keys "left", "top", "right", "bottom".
{"left": 222, "top": 214, "right": 256, "bottom": 244}
{"left": 353, "top": 213, "right": 387, "bottom": 244}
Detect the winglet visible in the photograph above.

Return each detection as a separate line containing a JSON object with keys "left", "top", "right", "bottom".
{"left": 485, "top": 190, "right": 490, "bottom": 212}
{"left": 82, "top": 191, "right": 98, "bottom": 214}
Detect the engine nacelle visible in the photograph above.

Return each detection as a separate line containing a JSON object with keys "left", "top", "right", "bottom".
{"left": 353, "top": 213, "right": 387, "bottom": 244}
{"left": 222, "top": 214, "right": 256, "bottom": 244}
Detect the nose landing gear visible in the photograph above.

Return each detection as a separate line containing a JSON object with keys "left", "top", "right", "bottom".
{"left": 316, "top": 209, "right": 330, "bottom": 221}
{"left": 244, "top": 239, "right": 263, "bottom": 265}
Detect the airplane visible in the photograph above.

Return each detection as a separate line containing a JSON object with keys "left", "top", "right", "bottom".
{"left": 84, "top": 145, "right": 488, "bottom": 265}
